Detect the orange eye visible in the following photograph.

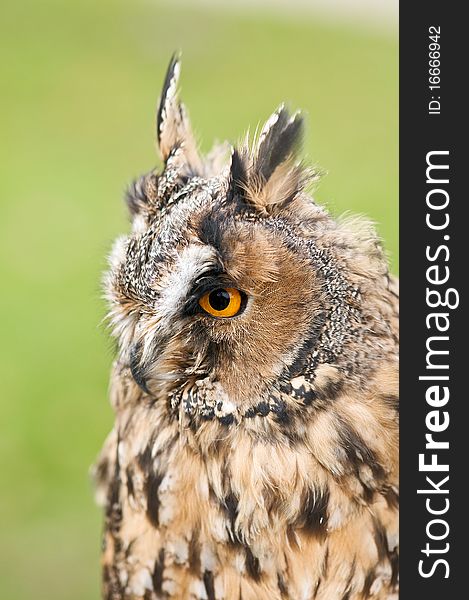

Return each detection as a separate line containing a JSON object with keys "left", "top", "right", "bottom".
{"left": 198, "top": 288, "right": 243, "bottom": 318}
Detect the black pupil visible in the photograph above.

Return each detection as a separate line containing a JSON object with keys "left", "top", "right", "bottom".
{"left": 208, "top": 289, "right": 231, "bottom": 311}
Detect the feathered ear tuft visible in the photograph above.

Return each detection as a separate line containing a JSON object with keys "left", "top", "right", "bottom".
{"left": 229, "top": 106, "right": 319, "bottom": 213}
{"left": 254, "top": 105, "right": 303, "bottom": 181}
{"left": 228, "top": 147, "right": 249, "bottom": 200}
{"left": 156, "top": 54, "right": 201, "bottom": 171}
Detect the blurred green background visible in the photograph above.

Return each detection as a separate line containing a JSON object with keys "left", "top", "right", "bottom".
{"left": 0, "top": 1, "right": 397, "bottom": 598}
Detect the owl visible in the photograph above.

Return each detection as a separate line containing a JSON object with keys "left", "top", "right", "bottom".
{"left": 93, "top": 55, "right": 399, "bottom": 600}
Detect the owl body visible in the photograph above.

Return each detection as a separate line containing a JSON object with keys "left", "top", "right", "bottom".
{"left": 95, "top": 57, "right": 399, "bottom": 600}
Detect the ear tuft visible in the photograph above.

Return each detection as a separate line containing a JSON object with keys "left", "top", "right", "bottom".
{"left": 229, "top": 106, "right": 318, "bottom": 212}
{"left": 156, "top": 53, "right": 181, "bottom": 152}
{"left": 254, "top": 105, "right": 303, "bottom": 181}
{"left": 229, "top": 147, "right": 249, "bottom": 200}
{"left": 155, "top": 54, "right": 201, "bottom": 170}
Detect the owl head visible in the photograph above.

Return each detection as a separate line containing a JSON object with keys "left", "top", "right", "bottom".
{"left": 105, "top": 56, "right": 396, "bottom": 431}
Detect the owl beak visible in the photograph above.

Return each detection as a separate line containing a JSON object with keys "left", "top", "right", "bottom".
{"left": 129, "top": 343, "right": 150, "bottom": 394}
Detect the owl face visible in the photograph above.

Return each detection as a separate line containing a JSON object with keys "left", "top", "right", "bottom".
{"left": 105, "top": 56, "right": 390, "bottom": 427}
